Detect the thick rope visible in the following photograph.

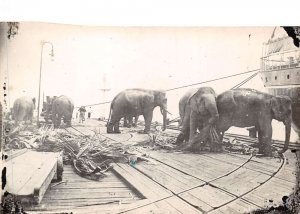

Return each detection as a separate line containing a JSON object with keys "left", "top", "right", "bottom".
{"left": 77, "top": 69, "right": 260, "bottom": 108}
{"left": 231, "top": 72, "right": 258, "bottom": 89}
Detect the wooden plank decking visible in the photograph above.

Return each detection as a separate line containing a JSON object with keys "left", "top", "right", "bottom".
{"left": 28, "top": 165, "right": 143, "bottom": 211}
{"left": 24, "top": 119, "right": 298, "bottom": 213}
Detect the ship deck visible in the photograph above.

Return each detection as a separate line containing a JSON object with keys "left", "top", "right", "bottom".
{"left": 26, "top": 119, "right": 298, "bottom": 214}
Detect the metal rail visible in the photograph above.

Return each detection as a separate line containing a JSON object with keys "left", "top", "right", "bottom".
{"left": 65, "top": 122, "right": 287, "bottom": 213}
{"left": 166, "top": 124, "right": 300, "bottom": 150}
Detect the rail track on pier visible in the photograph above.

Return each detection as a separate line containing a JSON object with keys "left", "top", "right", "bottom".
{"left": 166, "top": 124, "right": 300, "bottom": 151}
{"left": 29, "top": 120, "right": 298, "bottom": 213}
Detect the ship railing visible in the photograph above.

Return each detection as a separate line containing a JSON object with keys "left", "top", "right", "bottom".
{"left": 261, "top": 48, "right": 300, "bottom": 58}
{"left": 260, "top": 49, "right": 300, "bottom": 72}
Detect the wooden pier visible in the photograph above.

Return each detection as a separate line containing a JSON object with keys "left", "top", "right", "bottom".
{"left": 20, "top": 119, "right": 298, "bottom": 213}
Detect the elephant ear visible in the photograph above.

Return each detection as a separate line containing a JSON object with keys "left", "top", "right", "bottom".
{"left": 271, "top": 96, "right": 292, "bottom": 116}
{"left": 188, "top": 87, "right": 216, "bottom": 104}
{"left": 270, "top": 97, "right": 280, "bottom": 116}
{"left": 187, "top": 90, "right": 198, "bottom": 110}
{"left": 188, "top": 91, "right": 204, "bottom": 113}
{"left": 187, "top": 89, "right": 199, "bottom": 104}
{"left": 142, "top": 94, "right": 154, "bottom": 108}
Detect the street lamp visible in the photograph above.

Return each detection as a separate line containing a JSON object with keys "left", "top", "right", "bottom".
{"left": 37, "top": 41, "right": 54, "bottom": 127}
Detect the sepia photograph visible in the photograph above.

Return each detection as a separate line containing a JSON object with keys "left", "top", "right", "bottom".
{"left": 0, "top": 21, "right": 300, "bottom": 213}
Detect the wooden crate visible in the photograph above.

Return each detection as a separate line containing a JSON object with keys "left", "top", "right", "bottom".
{"left": 3, "top": 149, "right": 63, "bottom": 205}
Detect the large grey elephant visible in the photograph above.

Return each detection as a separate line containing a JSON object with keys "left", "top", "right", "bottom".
{"left": 52, "top": 95, "right": 74, "bottom": 128}
{"left": 176, "top": 87, "right": 219, "bottom": 147}
{"left": 107, "top": 89, "right": 167, "bottom": 134}
{"left": 216, "top": 88, "right": 292, "bottom": 156}
{"left": 12, "top": 96, "right": 36, "bottom": 124}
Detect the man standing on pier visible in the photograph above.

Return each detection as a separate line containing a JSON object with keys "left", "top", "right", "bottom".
{"left": 78, "top": 106, "right": 86, "bottom": 123}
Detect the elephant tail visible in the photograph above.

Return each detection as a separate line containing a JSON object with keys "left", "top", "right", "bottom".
{"left": 106, "top": 103, "right": 113, "bottom": 126}
{"left": 13, "top": 102, "right": 23, "bottom": 121}
{"left": 106, "top": 93, "right": 119, "bottom": 126}
{"left": 67, "top": 100, "right": 74, "bottom": 120}
{"left": 68, "top": 100, "right": 74, "bottom": 113}
{"left": 179, "top": 102, "right": 187, "bottom": 127}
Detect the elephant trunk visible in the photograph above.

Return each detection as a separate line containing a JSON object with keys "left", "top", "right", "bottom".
{"left": 160, "top": 105, "right": 167, "bottom": 131}
{"left": 281, "top": 117, "right": 291, "bottom": 153}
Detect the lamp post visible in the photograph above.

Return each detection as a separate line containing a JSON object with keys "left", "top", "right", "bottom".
{"left": 37, "top": 41, "right": 54, "bottom": 127}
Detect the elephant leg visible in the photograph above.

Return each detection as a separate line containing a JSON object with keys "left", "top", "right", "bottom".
{"left": 66, "top": 121, "right": 71, "bottom": 127}
{"left": 217, "top": 116, "right": 231, "bottom": 143}
{"left": 52, "top": 114, "right": 57, "bottom": 128}
{"left": 188, "top": 110, "right": 198, "bottom": 144}
{"left": 56, "top": 114, "right": 62, "bottom": 128}
{"left": 109, "top": 114, "right": 122, "bottom": 133}
{"left": 180, "top": 111, "right": 198, "bottom": 150}
{"left": 133, "top": 116, "right": 138, "bottom": 127}
{"left": 143, "top": 111, "right": 153, "bottom": 133}
{"left": 177, "top": 129, "right": 192, "bottom": 146}
{"left": 184, "top": 126, "right": 190, "bottom": 142}
{"left": 257, "top": 125, "right": 262, "bottom": 144}
{"left": 113, "top": 122, "right": 121, "bottom": 133}
{"left": 176, "top": 133, "right": 186, "bottom": 145}
{"left": 257, "top": 130, "right": 263, "bottom": 152}
{"left": 220, "top": 132, "right": 225, "bottom": 143}
{"left": 107, "top": 122, "right": 114, "bottom": 133}
{"left": 53, "top": 118, "right": 58, "bottom": 128}
{"left": 258, "top": 129, "right": 273, "bottom": 156}
{"left": 258, "top": 120, "right": 273, "bottom": 156}
{"left": 127, "top": 117, "right": 133, "bottom": 128}
{"left": 176, "top": 107, "right": 190, "bottom": 144}
{"left": 28, "top": 111, "right": 33, "bottom": 124}
{"left": 123, "top": 117, "right": 128, "bottom": 127}
{"left": 65, "top": 116, "right": 72, "bottom": 127}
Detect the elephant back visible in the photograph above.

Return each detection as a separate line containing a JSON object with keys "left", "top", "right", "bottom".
{"left": 232, "top": 88, "right": 273, "bottom": 100}
{"left": 110, "top": 91, "right": 125, "bottom": 109}
{"left": 52, "top": 95, "right": 74, "bottom": 115}
{"left": 188, "top": 87, "right": 216, "bottom": 102}
{"left": 124, "top": 89, "right": 153, "bottom": 107}
{"left": 179, "top": 88, "right": 198, "bottom": 121}
{"left": 178, "top": 87, "right": 216, "bottom": 125}
{"left": 13, "top": 96, "right": 35, "bottom": 121}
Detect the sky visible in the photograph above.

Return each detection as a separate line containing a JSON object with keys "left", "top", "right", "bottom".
{"left": 0, "top": 23, "right": 297, "bottom": 141}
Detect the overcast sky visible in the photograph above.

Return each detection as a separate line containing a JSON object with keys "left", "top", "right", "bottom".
{"left": 1, "top": 23, "right": 297, "bottom": 141}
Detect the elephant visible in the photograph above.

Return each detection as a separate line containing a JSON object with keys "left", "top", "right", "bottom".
{"left": 52, "top": 95, "right": 74, "bottom": 128}
{"left": 176, "top": 87, "right": 219, "bottom": 149}
{"left": 107, "top": 89, "right": 167, "bottom": 134}
{"left": 12, "top": 96, "right": 36, "bottom": 124}
{"left": 216, "top": 88, "right": 292, "bottom": 156}
{"left": 123, "top": 115, "right": 139, "bottom": 128}
{"left": 42, "top": 96, "right": 56, "bottom": 123}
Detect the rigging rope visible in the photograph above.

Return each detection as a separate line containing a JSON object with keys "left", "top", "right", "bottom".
{"left": 165, "top": 68, "right": 259, "bottom": 92}
{"left": 79, "top": 68, "right": 260, "bottom": 107}
{"left": 168, "top": 71, "right": 259, "bottom": 123}
{"left": 76, "top": 101, "right": 111, "bottom": 108}
{"left": 231, "top": 72, "right": 258, "bottom": 89}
